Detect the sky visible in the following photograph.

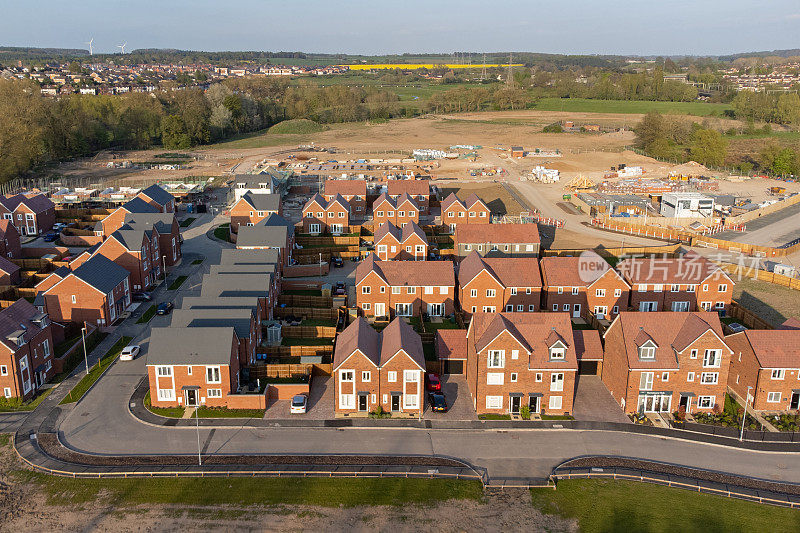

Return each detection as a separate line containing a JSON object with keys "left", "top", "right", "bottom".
{"left": 1, "top": 0, "right": 799, "bottom": 57}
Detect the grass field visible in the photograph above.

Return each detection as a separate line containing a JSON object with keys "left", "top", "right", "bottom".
{"left": 168, "top": 275, "right": 188, "bottom": 290}
{"left": 533, "top": 97, "right": 732, "bottom": 116}
{"left": 733, "top": 277, "right": 800, "bottom": 326}
{"left": 0, "top": 387, "right": 54, "bottom": 412}
{"left": 179, "top": 217, "right": 196, "bottom": 227}
{"left": 59, "top": 336, "right": 133, "bottom": 405}
{"left": 531, "top": 479, "right": 800, "bottom": 532}
{"left": 136, "top": 304, "right": 156, "bottom": 324}
{"left": 268, "top": 118, "right": 326, "bottom": 134}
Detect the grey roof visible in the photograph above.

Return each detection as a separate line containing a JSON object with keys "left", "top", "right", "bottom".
{"left": 139, "top": 184, "right": 174, "bottom": 207}
{"left": 72, "top": 255, "right": 129, "bottom": 293}
{"left": 232, "top": 174, "right": 276, "bottom": 189}
{"left": 147, "top": 326, "right": 236, "bottom": 366}
{"left": 0, "top": 299, "right": 48, "bottom": 351}
{"left": 236, "top": 225, "right": 289, "bottom": 249}
{"left": 109, "top": 227, "right": 148, "bottom": 251}
{"left": 241, "top": 192, "right": 281, "bottom": 212}
{"left": 220, "top": 248, "right": 280, "bottom": 265}
{"left": 169, "top": 308, "right": 254, "bottom": 339}
{"left": 123, "top": 197, "right": 159, "bottom": 214}
{"left": 0, "top": 256, "right": 20, "bottom": 275}
{"left": 209, "top": 264, "right": 277, "bottom": 276}
{"left": 124, "top": 212, "right": 176, "bottom": 234}
{"left": 179, "top": 296, "right": 262, "bottom": 312}
{"left": 259, "top": 213, "right": 294, "bottom": 230}
{"left": 200, "top": 273, "right": 271, "bottom": 299}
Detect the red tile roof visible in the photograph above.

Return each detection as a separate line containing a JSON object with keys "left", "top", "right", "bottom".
{"left": 540, "top": 255, "right": 623, "bottom": 288}
{"left": 324, "top": 179, "right": 366, "bottom": 197}
{"left": 455, "top": 224, "right": 540, "bottom": 245}
{"left": 356, "top": 256, "right": 454, "bottom": 286}
{"left": 574, "top": 330, "right": 603, "bottom": 361}
{"left": 458, "top": 251, "right": 541, "bottom": 288}
{"left": 436, "top": 329, "right": 467, "bottom": 360}
{"left": 740, "top": 330, "right": 800, "bottom": 368}
{"left": 617, "top": 251, "right": 726, "bottom": 285}
{"left": 387, "top": 180, "right": 429, "bottom": 197}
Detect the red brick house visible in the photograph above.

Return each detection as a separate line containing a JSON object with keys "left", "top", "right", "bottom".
{"left": 333, "top": 317, "right": 424, "bottom": 417}
{"left": 372, "top": 193, "right": 420, "bottom": 227}
{"left": 41, "top": 255, "right": 131, "bottom": 327}
{"left": 229, "top": 192, "right": 281, "bottom": 233}
{"left": 455, "top": 224, "right": 540, "bottom": 259}
{"left": 373, "top": 221, "right": 428, "bottom": 261}
{"left": 93, "top": 225, "right": 160, "bottom": 292}
{"left": 355, "top": 256, "right": 455, "bottom": 319}
{"left": 97, "top": 197, "right": 160, "bottom": 236}
{"left": 146, "top": 327, "right": 241, "bottom": 408}
{"left": 0, "top": 193, "right": 56, "bottom": 236}
{"left": 602, "top": 312, "right": 732, "bottom": 414}
{"left": 124, "top": 212, "right": 182, "bottom": 268}
{"left": 540, "top": 255, "right": 630, "bottom": 320}
{"left": 387, "top": 180, "right": 429, "bottom": 214}
{"left": 441, "top": 193, "right": 491, "bottom": 232}
{"left": 169, "top": 308, "right": 262, "bottom": 367}
{"left": 726, "top": 329, "right": 800, "bottom": 412}
{"left": 235, "top": 214, "right": 295, "bottom": 270}
{"left": 135, "top": 184, "right": 175, "bottom": 213}
{"left": 457, "top": 251, "right": 542, "bottom": 316}
{"left": 0, "top": 220, "right": 22, "bottom": 259}
{"left": 0, "top": 256, "right": 21, "bottom": 286}
{"left": 462, "top": 312, "right": 578, "bottom": 415}
{"left": 324, "top": 179, "right": 367, "bottom": 216}
{"left": 302, "top": 193, "right": 350, "bottom": 234}
{"left": 618, "top": 251, "right": 734, "bottom": 314}
{"left": 0, "top": 299, "right": 55, "bottom": 400}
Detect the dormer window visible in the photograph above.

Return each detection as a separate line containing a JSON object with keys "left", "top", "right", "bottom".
{"left": 549, "top": 340, "right": 566, "bottom": 360}
{"left": 638, "top": 340, "right": 656, "bottom": 359}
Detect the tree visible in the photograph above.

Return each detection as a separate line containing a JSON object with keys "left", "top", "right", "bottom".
{"left": 160, "top": 115, "right": 192, "bottom": 149}
{"left": 689, "top": 128, "right": 727, "bottom": 167}
{"left": 0, "top": 80, "right": 48, "bottom": 182}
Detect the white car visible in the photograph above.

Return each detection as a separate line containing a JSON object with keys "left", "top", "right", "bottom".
{"left": 290, "top": 394, "right": 307, "bottom": 414}
{"left": 119, "top": 345, "right": 140, "bottom": 361}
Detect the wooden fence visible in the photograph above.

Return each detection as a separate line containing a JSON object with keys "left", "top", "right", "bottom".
{"left": 543, "top": 243, "right": 681, "bottom": 258}
{"left": 692, "top": 235, "right": 800, "bottom": 258}
{"left": 281, "top": 325, "right": 337, "bottom": 338}
{"left": 282, "top": 279, "right": 323, "bottom": 291}
{"left": 278, "top": 294, "right": 333, "bottom": 308}
{"left": 295, "top": 234, "right": 361, "bottom": 247}
{"left": 726, "top": 192, "right": 800, "bottom": 226}
{"left": 717, "top": 263, "right": 800, "bottom": 291}
{"left": 259, "top": 345, "right": 333, "bottom": 358}
{"left": 275, "top": 307, "right": 338, "bottom": 320}
{"left": 249, "top": 364, "right": 314, "bottom": 379}
{"left": 729, "top": 302, "right": 774, "bottom": 330}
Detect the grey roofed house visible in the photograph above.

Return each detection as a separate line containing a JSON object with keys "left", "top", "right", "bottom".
{"left": 146, "top": 326, "right": 236, "bottom": 366}
{"left": 169, "top": 308, "right": 255, "bottom": 339}
{"left": 200, "top": 273, "right": 271, "bottom": 299}
{"left": 109, "top": 226, "right": 151, "bottom": 251}
{"left": 72, "top": 255, "right": 129, "bottom": 293}
{"left": 0, "top": 256, "right": 20, "bottom": 275}
{"left": 124, "top": 212, "right": 176, "bottom": 233}
{"left": 138, "top": 184, "right": 175, "bottom": 207}
{"left": 208, "top": 264, "right": 277, "bottom": 276}
{"left": 0, "top": 299, "right": 49, "bottom": 351}
{"left": 240, "top": 192, "right": 281, "bottom": 212}
{"left": 122, "top": 197, "right": 159, "bottom": 214}
{"left": 179, "top": 295, "right": 262, "bottom": 312}
{"left": 232, "top": 173, "right": 276, "bottom": 189}
{"left": 236, "top": 225, "right": 288, "bottom": 249}
{"left": 260, "top": 212, "right": 294, "bottom": 231}
{"left": 1, "top": 193, "right": 54, "bottom": 214}
{"left": 220, "top": 248, "right": 280, "bottom": 265}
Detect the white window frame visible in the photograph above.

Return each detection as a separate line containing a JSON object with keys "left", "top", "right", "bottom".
{"left": 487, "top": 350, "right": 505, "bottom": 368}
{"left": 549, "top": 396, "right": 563, "bottom": 410}
{"left": 487, "top": 373, "right": 504, "bottom": 385}
{"left": 767, "top": 392, "right": 781, "bottom": 403}
{"left": 700, "top": 372, "right": 718, "bottom": 384}
{"left": 697, "top": 395, "right": 715, "bottom": 408}
{"left": 687, "top": 371, "right": 695, "bottom": 382}
{"left": 595, "top": 288, "right": 605, "bottom": 297}
{"left": 362, "top": 371, "right": 371, "bottom": 382}
{"left": 206, "top": 365, "right": 221, "bottom": 384}
{"left": 772, "top": 369, "right": 785, "bottom": 380}
{"left": 387, "top": 371, "right": 397, "bottom": 382}
{"left": 207, "top": 389, "right": 222, "bottom": 398}
{"left": 550, "top": 373, "right": 564, "bottom": 392}
{"left": 485, "top": 396, "right": 503, "bottom": 409}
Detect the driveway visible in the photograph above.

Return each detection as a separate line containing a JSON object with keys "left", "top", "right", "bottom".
{"left": 572, "top": 375, "right": 630, "bottom": 423}
{"left": 263, "top": 376, "right": 334, "bottom": 420}
{"left": 425, "top": 375, "right": 477, "bottom": 421}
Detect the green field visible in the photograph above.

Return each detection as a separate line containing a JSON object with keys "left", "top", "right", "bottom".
{"left": 531, "top": 479, "right": 800, "bottom": 532}
{"left": 533, "top": 97, "right": 732, "bottom": 116}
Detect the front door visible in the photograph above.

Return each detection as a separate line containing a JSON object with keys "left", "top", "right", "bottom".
{"left": 529, "top": 396, "right": 540, "bottom": 413}
{"left": 374, "top": 303, "right": 385, "bottom": 318}
{"left": 185, "top": 389, "right": 198, "bottom": 407}
{"left": 791, "top": 392, "right": 800, "bottom": 410}
{"left": 639, "top": 301, "right": 657, "bottom": 312}
{"left": 510, "top": 395, "right": 521, "bottom": 414}
{"left": 679, "top": 395, "right": 691, "bottom": 413}
{"left": 391, "top": 394, "right": 400, "bottom": 412}
{"left": 358, "top": 394, "right": 368, "bottom": 412}
{"left": 572, "top": 303, "right": 581, "bottom": 318}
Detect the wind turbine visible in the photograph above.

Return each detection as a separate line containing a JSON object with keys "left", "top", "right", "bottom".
{"left": 117, "top": 42, "right": 127, "bottom": 54}
{"left": 85, "top": 38, "right": 94, "bottom": 56}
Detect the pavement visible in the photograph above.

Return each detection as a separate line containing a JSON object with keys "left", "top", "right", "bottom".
{"left": 572, "top": 376, "right": 630, "bottom": 423}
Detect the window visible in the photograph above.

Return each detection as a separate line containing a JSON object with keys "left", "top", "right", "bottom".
{"left": 505, "top": 305, "right": 513, "bottom": 312}
{"left": 550, "top": 346, "right": 565, "bottom": 360}
{"left": 697, "top": 395, "right": 715, "bottom": 408}
{"left": 767, "top": 392, "right": 781, "bottom": 403}
{"left": 487, "top": 373, "right": 504, "bottom": 385}
{"left": 529, "top": 305, "right": 536, "bottom": 311}
{"left": 486, "top": 396, "right": 503, "bottom": 409}
{"left": 553, "top": 303, "right": 559, "bottom": 312}
{"left": 687, "top": 285, "right": 696, "bottom": 292}
{"left": 572, "top": 287, "right": 579, "bottom": 295}
{"left": 557, "top": 287, "right": 563, "bottom": 294}
{"left": 638, "top": 285, "right": 647, "bottom": 292}
{"left": 362, "top": 371, "right": 371, "bottom": 382}
{"left": 526, "top": 288, "right": 532, "bottom": 294}
{"left": 187, "top": 366, "right": 192, "bottom": 375}
{"left": 206, "top": 366, "right": 221, "bottom": 384}
{"left": 772, "top": 369, "right": 785, "bottom": 380}
{"left": 702, "top": 284, "right": 709, "bottom": 292}
{"left": 257, "top": 211, "right": 264, "bottom": 217}
{"left": 404, "top": 370, "right": 419, "bottom": 382}
{"left": 0, "top": 366, "right": 6, "bottom": 376}
{"left": 424, "top": 286, "right": 433, "bottom": 294}
{"left": 404, "top": 393, "right": 418, "bottom": 409}
{"left": 703, "top": 349, "right": 721, "bottom": 368}
{"left": 690, "top": 349, "right": 698, "bottom": 359}
{"left": 387, "top": 211, "right": 394, "bottom": 217}
{"left": 207, "top": 389, "right": 222, "bottom": 398}
{"left": 458, "top": 212, "right": 464, "bottom": 218}
{"left": 407, "top": 286, "right": 415, "bottom": 294}
{"left": 662, "top": 372, "right": 669, "bottom": 381}
{"left": 447, "top": 212, "right": 454, "bottom": 218}
{"left": 362, "top": 286, "right": 370, "bottom": 294}
{"left": 653, "top": 284, "right": 663, "bottom": 292}
{"left": 398, "top": 211, "right": 405, "bottom": 217}
{"left": 156, "top": 366, "right": 172, "bottom": 377}
{"left": 469, "top": 211, "right": 476, "bottom": 218}
{"left": 526, "top": 245, "right": 534, "bottom": 252}
{"left": 42, "top": 339, "right": 49, "bottom": 357}
{"left": 157, "top": 388, "right": 175, "bottom": 401}
{"left": 715, "top": 302, "right": 725, "bottom": 309}
{"left": 471, "top": 306, "right": 476, "bottom": 313}
{"left": 439, "top": 286, "right": 448, "bottom": 294}
{"left": 638, "top": 343, "right": 656, "bottom": 359}
{"left": 510, "top": 373, "right": 518, "bottom": 383}
{"left": 486, "top": 289, "right": 496, "bottom": 297}
{"left": 549, "top": 396, "right": 563, "bottom": 410}
{"left": 317, "top": 212, "right": 323, "bottom": 218}
{"left": 718, "top": 284, "right": 727, "bottom": 292}
{"left": 687, "top": 372, "right": 695, "bottom": 382}
{"left": 249, "top": 211, "right": 254, "bottom": 217}
{"left": 487, "top": 350, "right": 505, "bottom": 368}
{"left": 392, "top": 286, "right": 401, "bottom": 294}
{"left": 363, "top": 303, "right": 371, "bottom": 310}
{"left": 563, "top": 304, "right": 570, "bottom": 311}
{"left": 338, "top": 212, "right": 345, "bottom": 218}
{"left": 550, "top": 373, "right": 564, "bottom": 392}
{"left": 595, "top": 289, "right": 606, "bottom": 297}
{"left": 614, "top": 288, "right": 622, "bottom": 297}
{"left": 511, "top": 349, "right": 519, "bottom": 360}
{"left": 613, "top": 306, "right": 619, "bottom": 314}
{"left": 377, "top": 211, "right": 383, "bottom": 217}
{"left": 405, "top": 246, "right": 411, "bottom": 252}
{"left": 536, "top": 373, "right": 543, "bottom": 382}
{"left": 470, "top": 289, "right": 477, "bottom": 298}
{"left": 700, "top": 372, "right": 718, "bottom": 384}
{"left": 380, "top": 286, "right": 385, "bottom": 293}
{"left": 517, "top": 305, "right": 523, "bottom": 311}
{"left": 3, "top": 387, "right": 10, "bottom": 398}
{"left": 671, "top": 284, "right": 680, "bottom": 292}
{"left": 71, "top": 295, "right": 76, "bottom": 304}
{"left": 639, "top": 372, "right": 654, "bottom": 391}
{"left": 510, "top": 288, "right": 517, "bottom": 295}
{"left": 388, "top": 371, "right": 397, "bottom": 382}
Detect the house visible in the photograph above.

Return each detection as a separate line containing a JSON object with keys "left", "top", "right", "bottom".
{"left": 0, "top": 220, "right": 22, "bottom": 259}
{"left": 617, "top": 251, "right": 733, "bottom": 314}
{"left": 229, "top": 192, "right": 281, "bottom": 233}
{"left": 124, "top": 212, "right": 182, "bottom": 267}
{"left": 726, "top": 329, "right": 800, "bottom": 412}
{"left": 332, "top": 317, "right": 424, "bottom": 417}
{"left": 135, "top": 184, "right": 175, "bottom": 213}
{"left": 373, "top": 221, "right": 428, "bottom": 261}
{"left": 200, "top": 273, "right": 275, "bottom": 320}
{"left": 440, "top": 193, "right": 491, "bottom": 232}
{"left": 386, "top": 180, "right": 430, "bottom": 214}
{"left": 0, "top": 300, "right": 55, "bottom": 400}
{"left": 235, "top": 214, "right": 294, "bottom": 270}
{"left": 146, "top": 327, "right": 240, "bottom": 408}
{"left": 0, "top": 193, "right": 56, "bottom": 236}
{"left": 0, "top": 256, "right": 20, "bottom": 286}
{"left": 458, "top": 251, "right": 542, "bottom": 316}
{"left": 463, "top": 312, "right": 578, "bottom": 415}
{"left": 372, "top": 193, "right": 420, "bottom": 227}
{"left": 208, "top": 263, "right": 280, "bottom": 311}
{"left": 230, "top": 174, "right": 278, "bottom": 202}
{"left": 355, "top": 256, "right": 455, "bottom": 319}
{"left": 324, "top": 179, "right": 367, "bottom": 215}
{"left": 435, "top": 329, "right": 468, "bottom": 375}
{"left": 454, "top": 224, "right": 540, "bottom": 259}
{"left": 97, "top": 197, "right": 160, "bottom": 236}
{"left": 92, "top": 225, "right": 160, "bottom": 292}
{"left": 602, "top": 312, "right": 732, "bottom": 414}
{"left": 301, "top": 194, "right": 350, "bottom": 234}
{"left": 41, "top": 255, "right": 131, "bottom": 327}
{"left": 169, "top": 308, "right": 261, "bottom": 367}
{"left": 540, "top": 255, "right": 630, "bottom": 320}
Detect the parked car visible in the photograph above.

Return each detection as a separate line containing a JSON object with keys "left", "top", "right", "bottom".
{"left": 133, "top": 292, "right": 152, "bottom": 302}
{"left": 428, "top": 391, "right": 448, "bottom": 412}
{"left": 425, "top": 373, "right": 441, "bottom": 392}
{"left": 119, "top": 345, "right": 141, "bottom": 361}
{"left": 331, "top": 256, "right": 344, "bottom": 268}
{"left": 290, "top": 394, "right": 308, "bottom": 414}
{"left": 43, "top": 232, "right": 59, "bottom": 242}
{"left": 334, "top": 281, "right": 346, "bottom": 296}
{"left": 52, "top": 223, "right": 66, "bottom": 232}
{"left": 156, "top": 302, "right": 174, "bottom": 315}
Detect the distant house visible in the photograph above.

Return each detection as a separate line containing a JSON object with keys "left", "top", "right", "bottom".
{"left": 540, "top": 255, "right": 629, "bottom": 320}
{"left": 454, "top": 224, "right": 540, "bottom": 259}
{"left": 229, "top": 192, "right": 281, "bottom": 233}
{"left": 440, "top": 193, "right": 491, "bottom": 232}
{"left": 457, "top": 251, "right": 542, "bottom": 316}
{"left": 135, "top": 184, "right": 175, "bottom": 213}
{"left": 386, "top": 180, "right": 430, "bottom": 214}
{"left": 0, "top": 299, "right": 55, "bottom": 400}
{"left": 169, "top": 308, "right": 262, "bottom": 367}
{"left": 373, "top": 221, "right": 428, "bottom": 261}
{"left": 324, "top": 179, "right": 367, "bottom": 215}
{"left": 230, "top": 174, "right": 278, "bottom": 202}
{"left": 0, "top": 193, "right": 56, "bottom": 236}
{"left": 98, "top": 197, "right": 160, "bottom": 236}
{"left": 372, "top": 193, "right": 420, "bottom": 228}
{"left": 235, "top": 214, "right": 295, "bottom": 270}
{"left": 0, "top": 220, "right": 22, "bottom": 259}
{"left": 301, "top": 194, "right": 350, "bottom": 234}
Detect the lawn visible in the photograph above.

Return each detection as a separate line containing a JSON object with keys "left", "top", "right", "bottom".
{"left": 144, "top": 390, "right": 185, "bottom": 418}
{"left": 733, "top": 277, "right": 800, "bottom": 327}
{"left": 179, "top": 217, "right": 196, "bottom": 227}
{"left": 423, "top": 318, "right": 460, "bottom": 332}
{"left": 191, "top": 259, "right": 204, "bottom": 265}
{"left": 283, "top": 289, "right": 322, "bottom": 297}
{"left": 59, "top": 336, "right": 133, "bottom": 404}
{"left": 168, "top": 275, "right": 188, "bottom": 290}
{"left": 478, "top": 414, "right": 511, "bottom": 420}
{"left": 196, "top": 407, "right": 266, "bottom": 418}
{"left": 0, "top": 387, "right": 54, "bottom": 412}
{"left": 213, "top": 223, "right": 232, "bottom": 242}
{"left": 136, "top": 305, "right": 156, "bottom": 324}
{"left": 533, "top": 97, "right": 732, "bottom": 117}
{"left": 531, "top": 479, "right": 800, "bottom": 532}
{"left": 51, "top": 331, "right": 109, "bottom": 383}
{"left": 300, "top": 318, "right": 337, "bottom": 327}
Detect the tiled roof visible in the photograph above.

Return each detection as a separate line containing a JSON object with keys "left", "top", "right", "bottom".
{"left": 440, "top": 193, "right": 465, "bottom": 212}
{"left": 456, "top": 223, "right": 540, "bottom": 245}
{"left": 240, "top": 192, "right": 281, "bottom": 212}
{"left": 0, "top": 299, "right": 47, "bottom": 350}
{"left": 169, "top": 308, "right": 254, "bottom": 339}
{"left": 219, "top": 248, "right": 280, "bottom": 265}
{"left": 540, "top": 255, "right": 614, "bottom": 287}
{"left": 147, "top": 327, "right": 236, "bottom": 366}
{"left": 574, "top": 330, "right": 603, "bottom": 361}
{"left": 124, "top": 212, "right": 175, "bottom": 234}
{"left": 435, "top": 329, "right": 467, "bottom": 360}
{"left": 1, "top": 193, "right": 54, "bottom": 214}
{"left": 236, "top": 225, "right": 289, "bottom": 249}
{"left": 740, "top": 330, "right": 800, "bottom": 368}
{"left": 303, "top": 193, "right": 349, "bottom": 213}
{"left": 333, "top": 317, "right": 381, "bottom": 369}
{"left": 324, "top": 179, "right": 366, "bottom": 197}
{"left": 71, "top": 255, "right": 129, "bottom": 294}
{"left": 458, "top": 251, "right": 541, "bottom": 288}
{"left": 778, "top": 317, "right": 800, "bottom": 330}
{"left": 0, "top": 256, "right": 20, "bottom": 275}
{"left": 380, "top": 318, "right": 425, "bottom": 369}
{"left": 122, "top": 197, "right": 159, "bottom": 214}
{"left": 356, "top": 256, "right": 454, "bottom": 286}
{"left": 387, "top": 180, "right": 429, "bottom": 196}
{"left": 617, "top": 251, "right": 725, "bottom": 285}
{"left": 138, "top": 184, "right": 174, "bottom": 206}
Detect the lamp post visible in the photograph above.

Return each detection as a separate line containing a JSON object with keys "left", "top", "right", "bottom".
{"left": 195, "top": 403, "right": 202, "bottom": 466}
{"left": 81, "top": 326, "right": 89, "bottom": 375}
{"left": 739, "top": 386, "right": 753, "bottom": 442}
{"left": 319, "top": 252, "right": 323, "bottom": 276}
{"left": 162, "top": 255, "right": 167, "bottom": 285}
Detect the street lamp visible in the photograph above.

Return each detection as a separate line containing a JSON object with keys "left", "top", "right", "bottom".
{"left": 162, "top": 255, "right": 167, "bottom": 285}
{"left": 739, "top": 386, "right": 753, "bottom": 442}
{"left": 81, "top": 326, "right": 89, "bottom": 375}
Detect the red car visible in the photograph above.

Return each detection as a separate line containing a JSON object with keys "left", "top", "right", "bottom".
{"left": 425, "top": 373, "right": 441, "bottom": 392}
